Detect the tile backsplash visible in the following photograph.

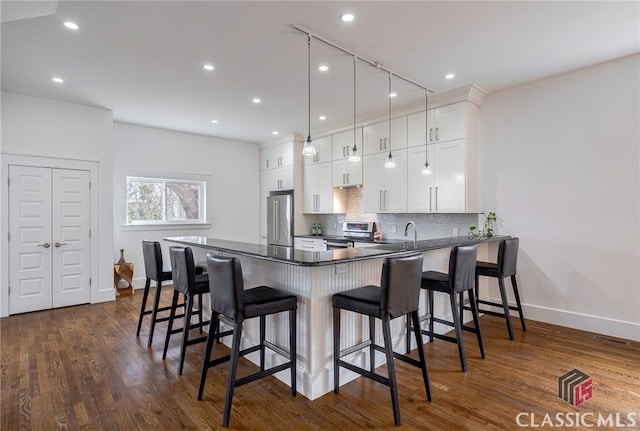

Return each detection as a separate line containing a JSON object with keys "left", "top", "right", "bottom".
{"left": 307, "top": 187, "right": 481, "bottom": 240}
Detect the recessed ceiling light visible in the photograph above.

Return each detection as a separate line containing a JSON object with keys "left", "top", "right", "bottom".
{"left": 203, "top": 64, "right": 214, "bottom": 71}
{"left": 252, "top": 98, "right": 261, "bottom": 104}
{"left": 319, "top": 115, "right": 326, "bottom": 120}
{"left": 272, "top": 131, "right": 279, "bottom": 135}
{"left": 389, "top": 92, "right": 397, "bottom": 98}
{"left": 444, "top": 73, "right": 455, "bottom": 79}
{"left": 318, "top": 65, "right": 329, "bottom": 72}
{"left": 52, "top": 77, "right": 64, "bottom": 84}
{"left": 211, "top": 119, "right": 219, "bottom": 124}
{"left": 63, "top": 21, "right": 79, "bottom": 30}
{"left": 341, "top": 13, "right": 355, "bottom": 22}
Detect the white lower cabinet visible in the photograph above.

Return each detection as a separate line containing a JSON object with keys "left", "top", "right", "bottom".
{"left": 362, "top": 149, "right": 407, "bottom": 213}
{"left": 407, "top": 140, "right": 466, "bottom": 213}
{"left": 303, "top": 162, "right": 335, "bottom": 213}
{"left": 294, "top": 237, "right": 327, "bottom": 251}
{"left": 332, "top": 158, "right": 362, "bottom": 187}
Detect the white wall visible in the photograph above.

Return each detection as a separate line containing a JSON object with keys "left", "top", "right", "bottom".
{"left": 113, "top": 122, "right": 260, "bottom": 287}
{"left": 0, "top": 91, "right": 115, "bottom": 314}
{"left": 478, "top": 54, "right": 640, "bottom": 341}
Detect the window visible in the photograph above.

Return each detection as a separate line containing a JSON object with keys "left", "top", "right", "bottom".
{"left": 126, "top": 176, "right": 206, "bottom": 224}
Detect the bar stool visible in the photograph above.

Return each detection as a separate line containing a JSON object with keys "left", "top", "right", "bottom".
{"left": 137, "top": 240, "right": 177, "bottom": 347}
{"left": 162, "top": 246, "right": 211, "bottom": 375}
{"left": 419, "top": 245, "right": 483, "bottom": 372}
{"left": 198, "top": 255, "right": 297, "bottom": 428}
{"left": 472, "top": 237, "right": 526, "bottom": 340}
{"left": 333, "top": 253, "right": 431, "bottom": 427}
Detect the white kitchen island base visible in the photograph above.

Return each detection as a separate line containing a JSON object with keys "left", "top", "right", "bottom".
{"left": 166, "top": 236, "right": 496, "bottom": 400}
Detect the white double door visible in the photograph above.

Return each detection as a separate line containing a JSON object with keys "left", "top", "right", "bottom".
{"left": 9, "top": 166, "right": 91, "bottom": 314}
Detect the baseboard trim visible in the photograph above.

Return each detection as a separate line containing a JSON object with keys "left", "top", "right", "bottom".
{"left": 483, "top": 295, "right": 639, "bottom": 342}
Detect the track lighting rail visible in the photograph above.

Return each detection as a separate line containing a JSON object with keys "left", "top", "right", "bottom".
{"left": 292, "top": 24, "right": 434, "bottom": 94}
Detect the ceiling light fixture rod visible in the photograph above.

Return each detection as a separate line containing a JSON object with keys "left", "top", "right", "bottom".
{"left": 292, "top": 24, "right": 433, "bottom": 94}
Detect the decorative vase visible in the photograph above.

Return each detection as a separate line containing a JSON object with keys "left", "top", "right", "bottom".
{"left": 117, "top": 248, "right": 127, "bottom": 265}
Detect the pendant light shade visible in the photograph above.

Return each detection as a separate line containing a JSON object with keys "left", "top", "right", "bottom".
{"left": 384, "top": 72, "right": 395, "bottom": 169}
{"left": 302, "top": 34, "right": 317, "bottom": 156}
{"left": 384, "top": 152, "right": 396, "bottom": 168}
{"left": 348, "top": 55, "right": 361, "bottom": 163}
{"left": 421, "top": 89, "right": 432, "bottom": 175}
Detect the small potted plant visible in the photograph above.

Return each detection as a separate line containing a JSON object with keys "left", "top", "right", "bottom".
{"left": 468, "top": 212, "right": 497, "bottom": 239}
{"left": 484, "top": 212, "right": 496, "bottom": 238}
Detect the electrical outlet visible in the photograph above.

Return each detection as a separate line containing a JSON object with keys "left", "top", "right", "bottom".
{"left": 453, "top": 227, "right": 459, "bottom": 237}
{"left": 391, "top": 224, "right": 397, "bottom": 234}
{"left": 335, "top": 264, "right": 346, "bottom": 275}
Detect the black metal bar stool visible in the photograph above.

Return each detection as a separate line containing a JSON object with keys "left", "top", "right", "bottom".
{"left": 419, "top": 245, "right": 484, "bottom": 372}
{"left": 137, "top": 240, "right": 180, "bottom": 347}
{"left": 470, "top": 237, "right": 526, "bottom": 340}
{"left": 162, "top": 246, "right": 211, "bottom": 375}
{"left": 198, "top": 255, "right": 297, "bottom": 428}
{"left": 333, "top": 253, "right": 431, "bottom": 427}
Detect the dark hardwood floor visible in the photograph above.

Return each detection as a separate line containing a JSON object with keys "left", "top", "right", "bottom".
{"left": 1, "top": 288, "right": 638, "bottom": 430}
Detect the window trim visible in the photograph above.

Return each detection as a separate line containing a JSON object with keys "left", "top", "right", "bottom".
{"left": 125, "top": 175, "right": 207, "bottom": 225}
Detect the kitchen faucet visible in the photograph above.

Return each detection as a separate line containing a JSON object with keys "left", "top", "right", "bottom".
{"left": 404, "top": 221, "right": 417, "bottom": 246}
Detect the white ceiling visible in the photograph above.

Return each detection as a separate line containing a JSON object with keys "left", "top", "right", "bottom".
{"left": 2, "top": 1, "right": 638, "bottom": 146}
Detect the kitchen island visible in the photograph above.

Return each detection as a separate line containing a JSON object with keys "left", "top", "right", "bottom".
{"left": 165, "top": 235, "right": 505, "bottom": 400}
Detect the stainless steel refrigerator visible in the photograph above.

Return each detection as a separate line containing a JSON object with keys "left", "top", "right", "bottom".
{"left": 267, "top": 191, "right": 293, "bottom": 247}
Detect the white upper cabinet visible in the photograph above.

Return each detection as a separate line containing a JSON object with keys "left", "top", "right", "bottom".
{"left": 303, "top": 162, "right": 338, "bottom": 214}
{"left": 407, "top": 110, "right": 429, "bottom": 148}
{"left": 408, "top": 102, "right": 466, "bottom": 148}
{"left": 407, "top": 140, "right": 466, "bottom": 213}
{"left": 362, "top": 149, "right": 407, "bottom": 213}
{"left": 261, "top": 142, "right": 294, "bottom": 170}
{"left": 302, "top": 135, "right": 332, "bottom": 165}
{"left": 363, "top": 117, "right": 407, "bottom": 155}
{"left": 332, "top": 158, "right": 362, "bottom": 187}
{"left": 332, "top": 128, "right": 363, "bottom": 160}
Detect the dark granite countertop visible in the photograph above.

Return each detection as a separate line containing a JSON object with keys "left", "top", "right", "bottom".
{"left": 164, "top": 235, "right": 508, "bottom": 267}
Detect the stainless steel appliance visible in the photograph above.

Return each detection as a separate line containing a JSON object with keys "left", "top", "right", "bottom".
{"left": 267, "top": 191, "right": 293, "bottom": 247}
{"left": 342, "top": 221, "right": 376, "bottom": 241}
{"left": 324, "top": 221, "right": 376, "bottom": 249}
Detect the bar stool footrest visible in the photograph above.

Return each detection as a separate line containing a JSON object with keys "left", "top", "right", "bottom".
{"left": 337, "top": 359, "right": 389, "bottom": 387}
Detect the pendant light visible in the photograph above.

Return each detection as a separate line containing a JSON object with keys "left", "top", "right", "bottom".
{"left": 348, "top": 55, "right": 361, "bottom": 163}
{"left": 384, "top": 71, "right": 396, "bottom": 168}
{"left": 421, "top": 90, "right": 432, "bottom": 175}
{"left": 302, "top": 34, "right": 317, "bottom": 156}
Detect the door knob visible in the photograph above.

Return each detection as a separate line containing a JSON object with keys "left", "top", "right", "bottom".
{"left": 54, "top": 242, "right": 67, "bottom": 247}
{"left": 37, "top": 243, "right": 51, "bottom": 248}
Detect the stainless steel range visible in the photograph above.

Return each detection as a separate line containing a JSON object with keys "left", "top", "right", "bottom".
{"left": 324, "top": 221, "right": 376, "bottom": 249}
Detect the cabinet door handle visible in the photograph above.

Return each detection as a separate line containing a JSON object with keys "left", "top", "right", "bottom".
{"left": 384, "top": 137, "right": 388, "bottom": 149}
{"left": 435, "top": 127, "right": 439, "bottom": 141}
{"left": 435, "top": 186, "right": 439, "bottom": 211}
{"left": 429, "top": 128, "right": 433, "bottom": 143}
{"left": 37, "top": 242, "right": 51, "bottom": 249}
{"left": 379, "top": 138, "right": 383, "bottom": 151}
{"left": 266, "top": 160, "right": 270, "bottom": 169}
{"left": 347, "top": 173, "right": 350, "bottom": 184}
{"left": 385, "top": 190, "right": 389, "bottom": 211}
{"left": 379, "top": 190, "right": 383, "bottom": 211}
{"left": 317, "top": 152, "right": 320, "bottom": 162}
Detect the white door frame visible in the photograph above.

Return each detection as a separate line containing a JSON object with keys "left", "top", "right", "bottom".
{"left": 1, "top": 154, "right": 99, "bottom": 317}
